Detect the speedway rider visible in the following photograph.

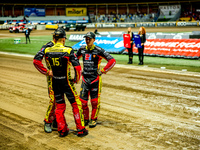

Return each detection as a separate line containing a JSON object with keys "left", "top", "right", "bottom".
{"left": 33, "top": 27, "right": 88, "bottom": 137}
{"left": 76, "top": 32, "right": 116, "bottom": 128}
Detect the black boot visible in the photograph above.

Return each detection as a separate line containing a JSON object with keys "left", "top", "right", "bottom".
{"left": 128, "top": 57, "right": 133, "bottom": 64}
{"left": 130, "top": 58, "right": 133, "bottom": 64}
{"left": 127, "top": 57, "right": 131, "bottom": 64}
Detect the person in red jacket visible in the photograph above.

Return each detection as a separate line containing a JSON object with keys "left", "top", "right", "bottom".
{"left": 76, "top": 32, "right": 116, "bottom": 128}
{"left": 33, "top": 27, "right": 88, "bottom": 137}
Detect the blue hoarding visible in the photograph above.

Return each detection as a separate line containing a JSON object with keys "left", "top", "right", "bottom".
{"left": 24, "top": 8, "right": 45, "bottom": 17}
{"left": 72, "top": 37, "right": 125, "bottom": 53}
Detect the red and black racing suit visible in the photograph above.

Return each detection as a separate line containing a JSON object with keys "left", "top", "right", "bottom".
{"left": 33, "top": 43, "right": 85, "bottom": 133}
{"left": 76, "top": 45, "right": 116, "bottom": 121}
{"left": 33, "top": 40, "right": 56, "bottom": 124}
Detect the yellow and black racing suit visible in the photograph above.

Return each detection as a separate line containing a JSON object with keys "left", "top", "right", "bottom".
{"left": 33, "top": 43, "right": 85, "bottom": 133}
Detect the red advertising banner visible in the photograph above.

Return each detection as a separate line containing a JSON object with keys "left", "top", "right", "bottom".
{"left": 125, "top": 39, "right": 200, "bottom": 59}
{"left": 123, "top": 34, "right": 131, "bottom": 48}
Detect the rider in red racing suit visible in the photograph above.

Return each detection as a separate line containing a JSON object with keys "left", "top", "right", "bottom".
{"left": 33, "top": 27, "right": 88, "bottom": 137}
{"left": 76, "top": 32, "right": 116, "bottom": 128}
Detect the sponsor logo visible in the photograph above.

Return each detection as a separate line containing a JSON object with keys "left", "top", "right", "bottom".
{"left": 68, "top": 9, "right": 83, "bottom": 14}
{"left": 66, "top": 8, "right": 87, "bottom": 16}
{"left": 86, "top": 32, "right": 91, "bottom": 36}
{"left": 73, "top": 37, "right": 124, "bottom": 52}
{"left": 91, "top": 88, "right": 98, "bottom": 91}
{"left": 86, "top": 24, "right": 96, "bottom": 28}
{"left": 177, "top": 22, "right": 197, "bottom": 27}
{"left": 85, "top": 54, "right": 92, "bottom": 60}
{"left": 134, "top": 35, "right": 139, "bottom": 38}
{"left": 114, "top": 40, "right": 124, "bottom": 48}
{"left": 170, "top": 22, "right": 176, "bottom": 26}
{"left": 145, "top": 41, "right": 200, "bottom": 48}
{"left": 95, "top": 39, "right": 119, "bottom": 45}
{"left": 102, "top": 24, "right": 115, "bottom": 27}
{"left": 118, "top": 24, "right": 128, "bottom": 27}
{"left": 124, "top": 35, "right": 129, "bottom": 38}
{"left": 69, "top": 34, "right": 85, "bottom": 41}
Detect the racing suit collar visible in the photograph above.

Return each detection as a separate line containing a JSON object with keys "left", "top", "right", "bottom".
{"left": 55, "top": 42, "right": 63, "bottom": 46}
{"left": 86, "top": 45, "right": 95, "bottom": 51}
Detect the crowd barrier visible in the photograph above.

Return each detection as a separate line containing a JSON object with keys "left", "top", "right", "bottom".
{"left": 72, "top": 37, "right": 200, "bottom": 59}
{"left": 86, "top": 21, "right": 200, "bottom": 28}
{"left": 1, "top": 21, "right": 199, "bottom": 30}
{"left": 68, "top": 32, "right": 196, "bottom": 41}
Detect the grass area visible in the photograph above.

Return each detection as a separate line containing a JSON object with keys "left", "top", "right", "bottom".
{"left": 0, "top": 34, "right": 200, "bottom": 72}
{"left": 0, "top": 35, "right": 77, "bottom": 55}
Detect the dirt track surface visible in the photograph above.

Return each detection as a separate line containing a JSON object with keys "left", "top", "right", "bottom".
{"left": 0, "top": 27, "right": 200, "bottom": 150}
{"left": 0, "top": 53, "right": 200, "bottom": 150}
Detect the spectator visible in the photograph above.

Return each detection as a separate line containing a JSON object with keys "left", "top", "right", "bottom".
{"left": 138, "top": 26, "right": 146, "bottom": 65}
{"left": 127, "top": 27, "right": 134, "bottom": 64}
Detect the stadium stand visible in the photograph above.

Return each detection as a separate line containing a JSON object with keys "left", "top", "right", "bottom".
{"left": 0, "top": 1, "right": 200, "bottom": 24}
{"left": 94, "top": 13, "right": 156, "bottom": 23}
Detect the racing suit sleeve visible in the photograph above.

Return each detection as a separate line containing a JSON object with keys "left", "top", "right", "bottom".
{"left": 101, "top": 58, "right": 116, "bottom": 74}
{"left": 33, "top": 41, "right": 55, "bottom": 76}
{"left": 99, "top": 48, "right": 116, "bottom": 74}
{"left": 33, "top": 48, "right": 49, "bottom": 75}
{"left": 69, "top": 50, "right": 82, "bottom": 83}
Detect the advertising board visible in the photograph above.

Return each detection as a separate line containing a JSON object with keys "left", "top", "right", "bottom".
{"left": 69, "top": 34, "right": 85, "bottom": 41}
{"left": 136, "top": 23, "right": 155, "bottom": 27}
{"left": 86, "top": 24, "right": 96, "bottom": 28}
{"left": 72, "top": 37, "right": 125, "bottom": 53}
{"left": 66, "top": 8, "right": 87, "bottom": 16}
{"left": 157, "top": 22, "right": 176, "bottom": 27}
{"left": 117, "top": 23, "right": 135, "bottom": 28}
{"left": 124, "top": 39, "right": 200, "bottom": 59}
{"left": 24, "top": 8, "right": 45, "bottom": 17}
{"left": 177, "top": 22, "right": 198, "bottom": 26}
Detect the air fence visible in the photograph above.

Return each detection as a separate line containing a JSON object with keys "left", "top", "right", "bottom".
{"left": 71, "top": 32, "right": 200, "bottom": 59}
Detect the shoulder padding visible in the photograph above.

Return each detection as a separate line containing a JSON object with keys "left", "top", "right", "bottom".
{"left": 95, "top": 45, "right": 105, "bottom": 51}
{"left": 80, "top": 45, "right": 86, "bottom": 49}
